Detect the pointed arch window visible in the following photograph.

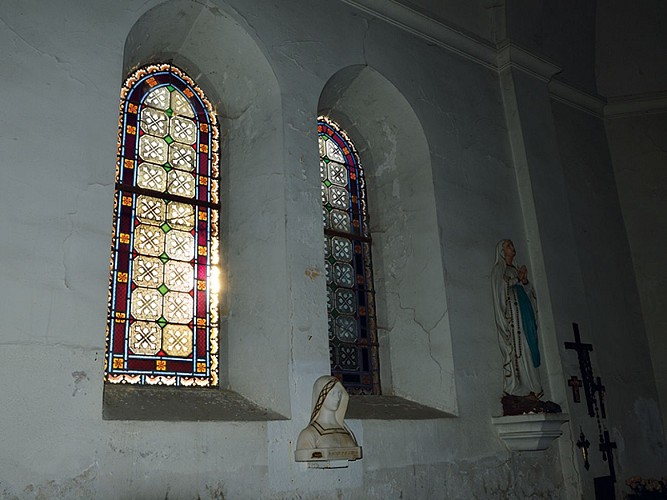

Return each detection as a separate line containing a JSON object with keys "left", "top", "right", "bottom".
{"left": 105, "top": 64, "right": 220, "bottom": 387}
{"left": 319, "top": 116, "right": 380, "bottom": 395}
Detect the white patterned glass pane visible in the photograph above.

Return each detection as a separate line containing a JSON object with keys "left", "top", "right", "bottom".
{"left": 162, "top": 324, "right": 193, "bottom": 356}
{"left": 335, "top": 315, "right": 357, "bottom": 342}
{"left": 330, "top": 209, "right": 349, "bottom": 232}
{"left": 164, "top": 291, "right": 193, "bottom": 324}
{"left": 137, "top": 163, "right": 167, "bottom": 192}
{"left": 333, "top": 262, "right": 354, "bottom": 287}
{"left": 166, "top": 202, "right": 194, "bottom": 230}
{"left": 171, "top": 91, "right": 195, "bottom": 118}
{"left": 140, "top": 108, "right": 169, "bottom": 136}
{"left": 170, "top": 116, "right": 197, "bottom": 144}
{"left": 165, "top": 230, "right": 194, "bottom": 261}
{"left": 325, "top": 137, "right": 344, "bottom": 162}
{"left": 318, "top": 136, "right": 326, "bottom": 157}
{"left": 329, "top": 186, "right": 348, "bottom": 210}
{"left": 332, "top": 237, "right": 352, "bottom": 262}
{"left": 135, "top": 224, "right": 165, "bottom": 256}
{"left": 129, "top": 321, "right": 161, "bottom": 355}
{"left": 167, "top": 170, "right": 195, "bottom": 198}
{"left": 320, "top": 159, "right": 327, "bottom": 181}
{"left": 325, "top": 260, "right": 332, "bottom": 284}
{"left": 131, "top": 287, "right": 162, "bottom": 320}
{"left": 169, "top": 143, "right": 196, "bottom": 171}
{"left": 328, "top": 163, "right": 347, "bottom": 186}
{"left": 144, "top": 87, "right": 170, "bottom": 110}
{"left": 337, "top": 345, "right": 358, "bottom": 370}
{"left": 335, "top": 289, "right": 355, "bottom": 315}
{"left": 136, "top": 196, "right": 165, "bottom": 226}
{"left": 139, "top": 135, "right": 168, "bottom": 164}
{"left": 132, "top": 256, "right": 163, "bottom": 288}
{"left": 164, "top": 261, "right": 194, "bottom": 292}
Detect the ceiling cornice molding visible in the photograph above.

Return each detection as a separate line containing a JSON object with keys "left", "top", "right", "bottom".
{"left": 605, "top": 92, "right": 667, "bottom": 118}
{"left": 342, "top": 0, "right": 608, "bottom": 118}
{"left": 496, "top": 40, "right": 560, "bottom": 82}
{"left": 340, "top": 0, "right": 498, "bottom": 70}
{"left": 549, "top": 79, "right": 606, "bottom": 118}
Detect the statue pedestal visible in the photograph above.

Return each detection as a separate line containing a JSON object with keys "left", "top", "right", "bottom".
{"left": 491, "top": 413, "right": 568, "bottom": 451}
{"left": 295, "top": 446, "right": 362, "bottom": 466}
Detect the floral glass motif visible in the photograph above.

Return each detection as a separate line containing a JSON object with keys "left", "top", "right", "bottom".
{"left": 105, "top": 64, "right": 220, "bottom": 386}
{"left": 319, "top": 117, "right": 380, "bottom": 395}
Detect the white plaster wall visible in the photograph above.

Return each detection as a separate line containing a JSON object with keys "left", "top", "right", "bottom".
{"left": 605, "top": 113, "right": 667, "bottom": 439}
{"left": 552, "top": 103, "right": 667, "bottom": 484}
{"left": 4, "top": 0, "right": 656, "bottom": 497}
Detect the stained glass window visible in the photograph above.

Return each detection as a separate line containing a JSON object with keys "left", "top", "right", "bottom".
{"left": 319, "top": 116, "right": 380, "bottom": 395}
{"left": 105, "top": 64, "right": 220, "bottom": 387}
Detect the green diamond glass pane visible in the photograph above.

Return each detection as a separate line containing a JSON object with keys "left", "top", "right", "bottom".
{"left": 324, "top": 180, "right": 332, "bottom": 187}
{"left": 157, "top": 316, "right": 167, "bottom": 328}
{"left": 159, "top": 252, "right": 169, "bottom": 263}
{"left": 166, "top": 108, "right": 174, "bottom": 117}
{"left": 164, "top": 135, "right": 174, "bottom": 144}
{"left": 160, "top": 223, "right": 171, "bottom": 233}
{"left": 163, "top": 163, "right": 172, "bottom": 172}
{"left": 157, "top": 284, "right": 169, "bottom": 295}
{"left": 166, "top": 85, "right": 175, "bottom": 92}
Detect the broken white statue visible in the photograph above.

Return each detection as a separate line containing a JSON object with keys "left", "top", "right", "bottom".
{"left": 295, "top": 375, "right": 362, "bottom": 467}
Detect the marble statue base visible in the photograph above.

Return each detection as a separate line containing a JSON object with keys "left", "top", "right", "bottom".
{"left": 295, "top": 446, "right": 362, "bottom": 464}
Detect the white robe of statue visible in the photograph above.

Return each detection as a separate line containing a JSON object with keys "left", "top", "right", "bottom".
{"left": 491, "top": 239, "right": 543, "bottom": 397}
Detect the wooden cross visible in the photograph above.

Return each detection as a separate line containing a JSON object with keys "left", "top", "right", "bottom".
{"left": 564, "top": 323, "right": 595, "bottom": 417}
{"left": 595, "top": 376, "right": 607, "bottom": 419}
{"left": 568, "top": 376, "right": 583, "bottom": 403}
{"left": 599, "top": 430, "right": 617, "bottom": 482}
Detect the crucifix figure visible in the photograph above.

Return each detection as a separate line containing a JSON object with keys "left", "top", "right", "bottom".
{"left": 568, "top": 376, "right": 583, "bottom": 403}
{"left": 564, "top": 323, "right": 595, "bottom": 417}
{"left": 599, "top": 429, "right": 617, "bottom": 482}
{"left": 595, "top": 376, "right": 607, "bottom": 419}
{"left": 576, "top": 428, "right": 591, "bottom": 470}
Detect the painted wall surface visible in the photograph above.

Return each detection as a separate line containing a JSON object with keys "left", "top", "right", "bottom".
{"left": 553, "top": 103, "right": 667, "bottom": 483}
{"left": 0, "top": 0, "right": 664, "bottom": 498}
{"left": 606, "top": 113, "right": 667, "bottom": 439}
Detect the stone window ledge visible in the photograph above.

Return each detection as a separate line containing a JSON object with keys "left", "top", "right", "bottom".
{"left": 103, "top": 384, "right": 287, "bottom": 421}
{"left": 346, "top": 395, "right": 455, "bottom": 420}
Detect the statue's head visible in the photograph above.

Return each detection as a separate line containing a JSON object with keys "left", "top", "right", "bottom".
{"left": 310, "top": 375, "right": 349, "bottom": 424}
{"left": 496, "top": 239, "right": 515, "bottom": 265}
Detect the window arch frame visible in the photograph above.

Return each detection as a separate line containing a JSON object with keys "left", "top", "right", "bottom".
{"left": 104, "top": 63, "right": 220, "bottom": 387}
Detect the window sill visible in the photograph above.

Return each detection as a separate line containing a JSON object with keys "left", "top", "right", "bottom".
{"left": 103, "top": 383, "right": 287, "bottom": 421}
{"left": 346, "top": 395, "right": 455, "bottom": 420}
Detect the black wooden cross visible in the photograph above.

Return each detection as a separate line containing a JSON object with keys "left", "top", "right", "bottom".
{"left": 594, "top": 376, "right": 607, "bottom": 419}
{"left": 568, "top": 376, "right": 583, "bottom": 403}
{"left": 564, "top": 323, "right": 595, "bottom": 417}
{"left": 599, "top": 430, "right": 617, "bottom": 482}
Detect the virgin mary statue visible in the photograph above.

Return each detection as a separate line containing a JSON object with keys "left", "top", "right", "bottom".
{"left": 491, "top": 239, "right": 543, "bottom": 399}
{"left": 295, "top": 375, "right": 361, "bottom": 464}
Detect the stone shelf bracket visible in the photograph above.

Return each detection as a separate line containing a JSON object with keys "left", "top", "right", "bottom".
{"left": 491, "top": 413, "right": 569, "bottom": 451}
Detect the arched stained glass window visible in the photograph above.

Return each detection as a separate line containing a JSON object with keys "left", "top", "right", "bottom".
{"left": 319, "top": 116, "right": 380, "bottom": 395}
{"left": 105, "top": 64, "right": 220, "bottom": 387}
